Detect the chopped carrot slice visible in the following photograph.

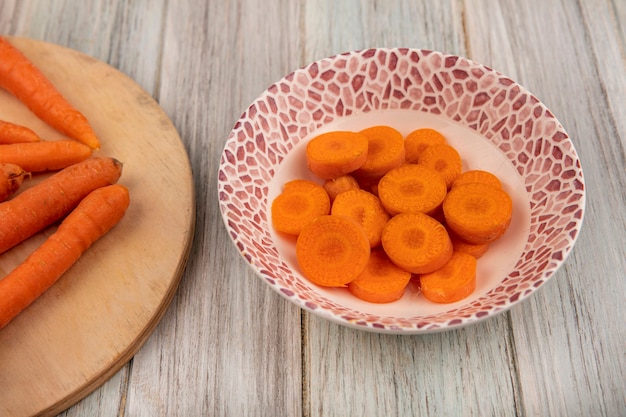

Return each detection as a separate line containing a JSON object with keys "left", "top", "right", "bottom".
{"left": 404, "top": 128, "right": 447, "bottom": 163}
{"left": 271, "top": 179, "right": 330, "bottom": 235}
{"left": 420, "top": 251, "right": 477, "bottom": 304}
{"left": 377, "top": 163, "right": 447, "bottom": 216}
{"left": 348, "top": 249, "right": 412, "bottom": 303}
{"left": 450, "top": 233, "right": 490, "bottom": 259}
{"left": 443, "top": 182, "right": 513, "bottom": 244}
{"left": 331, "top": 188, "right": 390, "bottom": 248}
{"left": 323, "top": 175, "right": 360, "bottom": 202}
{"left": 296, "top": 215, "right": 370, "bottom": 287}
{"left": 353, "top": 125, "right": 405, "bottom": 185}
{"left": 418, "top": 143, "right": 463, "bottom": 189}
{"left": 452, "top": 169, "right": 502, "bottom": 189}
{"left": 305, "top": 131, "right": 368, "bottom": 179}
{"left": 381, "top": 212, "right": 453, "bottom": 274}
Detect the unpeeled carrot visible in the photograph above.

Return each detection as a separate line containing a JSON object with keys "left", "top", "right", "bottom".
{"left": 0, "top": 163, "right": 28, "bottom": 202}
{"left": 419, "top": 251, "right": 477, "bottom": 304}
{"left": 443, "top": 182, "right": 513, "bottom": 244}
{"left": 331, "top": 188, "right": 390, "bottom": 248}
{"left": 0, "top": 120, "right": 41, "bottom": 144}
{"left": 348, "top": 249, "right": 412, "bottom": 303}
{"left": 377, "top": 163, "right": 447, "bottom": 216}
{"left": 0, "top": 184, "right": 130, "bottom": 329}
{"left": 0, "top": 37, "right": 101, "bottom": 149}
{"left": 271, "top": 179, "right": 330, "bottom": 235}
{"left": 404, "top": 128, "right": 447, "bottom": 163}
{"left": 452, "top": 169, "right": 502, "bottom": 189}
{"left": 381, "top": 212, "right": 453, "bottom": 274}
{"left": 0, "top": 157, "right": 123, "bottom": 255}
{"left": 296, "top": 215, "right": 370, "bottom": 287}
{"left": 305, "top": 131, "right": 368, "bottom": 179}
{"left": 0, "top": 140, "right": 93, "bottom": 172}
{"left": 353, "top": 125, "right": 405, "bottom": 185}
{"left": 418, "top": 143, "right": 463, "bottom": 189}
{"left": 323, "top": 175, "right": 360, "bottom": 202}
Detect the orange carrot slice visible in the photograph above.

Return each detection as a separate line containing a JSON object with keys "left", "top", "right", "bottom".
{"left": 348, "top": 249, "right": 411, "bottom": 303}
{"left": 0, "top": 140, "right": 93, "bottom": 172}
{"left": 305, "top": 131, "right": 368, "bottom": 179}
{"left": 377, "top": 163, "right": 447, "bottom": 216}
{"left": 404, "top": 128, "right": 447, "bottom": 163}
{"left": 0, "top": 163, "right": 27, "bottom": 202}
{"left": 450, "top": 233, "right": 490, "bottom": 259}
{"left": 452, "top": 169, "right": 502, "bottom": 189}
{"left": 353, "top": 125, "right": 405, "bottom": 185}
{"left": 331, "top": 188, "right": 390, "bottom": 248}
{"left": 418, "top": 143, "right": 463, "bottom": 189}
{"left": 0, "top": 120, "right": 41, "bottom": 144}
{"left": 420, "top": 251, "right": 477, "bottom": 303}
{"left": 296, "top": 215, "right": 370, "bottom": 287}
{"left": 271, "top": 179, "right": 330, "bottom": 235}
{"left": 443, "top": 182, "right": 513, "bottom": 244}
{"left": 381, "top": 212, "right": 453, "bottom": 274}
{"left": 323, "top": 175, "right": 360, "bottom": 202}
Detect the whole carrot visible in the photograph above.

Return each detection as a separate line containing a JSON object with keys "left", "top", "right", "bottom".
{"left": 0, "top": 140, "right": 93, "bottom": 172}
{"left": 0, "top": 157, "right": 123, "bottom": 254}
{"left": 0, "top": 184, "right": 130, "bottom": 329}
{"left": 0, "top": 163, "right": 28, "bottom": 202}
{"left": 0, "top": 120, "right": 41, "bottom": 144}
{"left": 0, "top": 37, "right": 101, "bottom": 149}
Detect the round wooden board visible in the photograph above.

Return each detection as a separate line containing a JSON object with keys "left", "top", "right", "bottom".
{"left": 0, "top": 38, "right": 195, "bottom": 416}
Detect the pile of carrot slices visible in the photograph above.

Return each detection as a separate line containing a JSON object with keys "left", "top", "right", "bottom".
{"left": 272, "top": 125, "right": 513, "bottom": 304}
{"left": 0, "top": 36, "right": 130, "bottom": 329}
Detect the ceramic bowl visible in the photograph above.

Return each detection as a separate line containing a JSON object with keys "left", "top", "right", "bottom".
{"left": 218, "top": 48, "right": 585, "bottom": 334}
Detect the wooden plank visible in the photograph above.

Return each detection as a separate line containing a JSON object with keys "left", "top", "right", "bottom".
{"left": 300, "top": 1, "right": 524, "bottom": 416}
{"left": 1, "top": 0, "right": 624, "bottom": 416}
{"left": 465, "top": 0, "right": 626, "bottom": 415}
{"left": 124, "top": 0, "right": 304, "bottom": 415}
{"left": 305, "top": 314, "right": 520, "bottom": 417}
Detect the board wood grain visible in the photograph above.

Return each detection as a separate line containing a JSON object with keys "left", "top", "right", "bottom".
{"left": 0, "top": 37, "right": 195, "bottom": 417}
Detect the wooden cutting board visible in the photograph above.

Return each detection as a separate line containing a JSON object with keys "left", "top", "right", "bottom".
{"left": 0, "top": 37, "right": 195, "bottom": 416}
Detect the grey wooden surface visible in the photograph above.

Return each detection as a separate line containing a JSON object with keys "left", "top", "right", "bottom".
{"left": 1, "top": 0, "right": 624, "bottom": 416}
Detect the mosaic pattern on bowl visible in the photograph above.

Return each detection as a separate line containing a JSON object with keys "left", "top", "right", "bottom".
{"left": 218, "top": 48, "right": 585, "bottom": 333}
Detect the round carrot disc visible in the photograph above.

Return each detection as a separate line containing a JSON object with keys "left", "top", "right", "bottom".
{"left": 323, "top": 175, "right": 360, "bottom": 202}
{"left": 348, "top": 249, "right": 411, "bottom": 303}
{"left": 296, "top": 215, "right": 371, "bottom": 287}
{"left": 452, "top": 169, "right": 502, "bottom": 189}
{"left": 353, "top": 125, "right": 405, "bottom": 183}
{"left": 377, "top": 163, "right": 447, "bottom": 216}
{"left": 420, "top": 251, "right": 477, "bottom": 304}
{"left": 305, "top": 131, "right": 369, "bottom": 179}
{"left": 331, "top": 188, "right": 390, "bottom": 248}
{"left": 417, "top": 143, "right": 463, "bottom": 189}
{"left": 404, "top": 128, "right": 447, "bottom": 163}
{"left": 443, "top": 182, "right": 513, "bottom": 244}
{"left": 271, "top": 179, "right": 330, "bottom": 235}
{"left": 381, "top": 212, "right": 453, "bottom": 274}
